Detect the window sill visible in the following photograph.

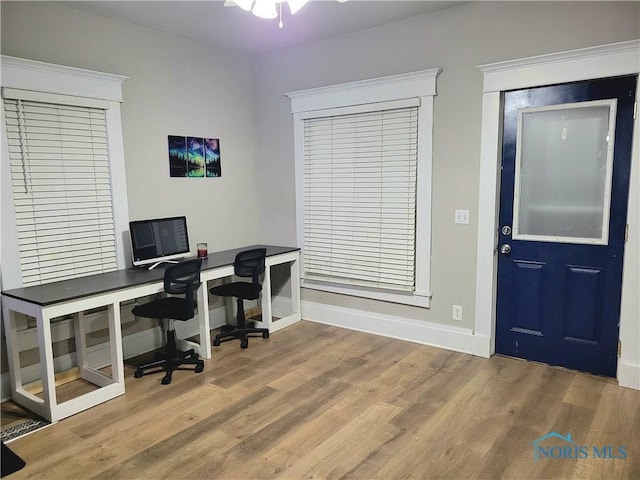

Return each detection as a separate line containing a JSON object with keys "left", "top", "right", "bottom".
{"left": 301, "top": 278, "right": 431, "bottom": 308}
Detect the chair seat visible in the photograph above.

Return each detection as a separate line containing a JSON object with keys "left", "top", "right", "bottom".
{"left": 211, "top": 281, "right": 262, "bottom": 300}
{"left": 132, "top": 297, "right": 194, "bottom": 321}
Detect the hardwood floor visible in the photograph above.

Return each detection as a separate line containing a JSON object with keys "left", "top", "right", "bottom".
{"left": 3, "top": 321, "right": 639, "bottom": 479}
{"left": 1, "top": 401, "right": 43, "bottom": 431}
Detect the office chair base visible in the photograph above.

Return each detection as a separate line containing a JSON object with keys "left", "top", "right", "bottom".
{"left": 134, "top": 331, "right": 204, "bottom": 384}
{"left": 213, "top": 328, "right": 269, "bottom": 349}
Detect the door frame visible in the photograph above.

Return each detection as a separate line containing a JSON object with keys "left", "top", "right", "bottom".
{"left": 473, "top": 40, "right": 640, "bottom": 389}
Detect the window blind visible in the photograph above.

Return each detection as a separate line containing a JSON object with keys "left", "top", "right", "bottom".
{"left": 4, "top": 98, "right": 117, "bottom": 286}
{"left": 303, "top": 106, "right": 418, "bottom": 291}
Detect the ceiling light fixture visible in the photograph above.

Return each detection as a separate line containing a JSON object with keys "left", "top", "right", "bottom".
{"left": 251, "top": 0, "right": 278, "bottom": 19}
{"left": 224, "top": 0, "right": 347, "bottom": 29}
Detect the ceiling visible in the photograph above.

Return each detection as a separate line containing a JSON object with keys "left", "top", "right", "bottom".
{"left": 62, "top": 1, "right": 462, "bottom": 55}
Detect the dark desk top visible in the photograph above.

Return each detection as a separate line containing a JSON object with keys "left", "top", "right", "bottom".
{"left": 1, "top": 245, "right": 299, "bottom": 306}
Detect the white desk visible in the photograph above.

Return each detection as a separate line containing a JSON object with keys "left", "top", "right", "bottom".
{"left": 1, "top": 245, "right": 300, "bottom": 422}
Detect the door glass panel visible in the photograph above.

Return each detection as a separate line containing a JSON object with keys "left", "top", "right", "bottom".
{"left": 513, "top": 100, "right": 616, "bottom": 244}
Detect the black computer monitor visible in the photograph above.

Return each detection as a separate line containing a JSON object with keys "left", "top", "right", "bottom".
{"left": 129, "top": 216, "right": 190, "bottom": 269}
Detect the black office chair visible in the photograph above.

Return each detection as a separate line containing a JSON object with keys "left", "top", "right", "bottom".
{"left": 132, "top": 258, "right": 204, "bottom": 384}
{"left": 210, "top": 248, "right": 270, "bottom": 349}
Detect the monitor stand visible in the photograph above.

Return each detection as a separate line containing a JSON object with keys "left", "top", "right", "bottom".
{"left": 147, "top": 260, "right": 179, "bottom": 270}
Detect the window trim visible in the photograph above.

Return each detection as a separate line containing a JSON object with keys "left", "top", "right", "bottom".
{"left": 286, "top": 68, "right": 440, "bottom": 307}
{"left": 1, "top": 55, "right": 129, "bottom": 289}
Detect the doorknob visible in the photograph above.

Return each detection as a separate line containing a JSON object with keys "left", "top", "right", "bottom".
{"left": 500, "top": 244, "right": 512, "bottom": 255}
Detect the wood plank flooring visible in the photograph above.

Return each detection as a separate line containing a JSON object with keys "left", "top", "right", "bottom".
{"left": 3, "top": 321, "right": 639, "bottom": 479}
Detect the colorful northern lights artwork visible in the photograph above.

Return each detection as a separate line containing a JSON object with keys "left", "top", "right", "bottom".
{"left": 187, "top": 136, "right": 205, "bottom": 177}
{"left": 168, "top": 135, "right": 187, "bottom": 177}
{"left": 204, "top": 138, "right": 222, "bottom": 178}
{"left": 168, "top": 135, "right": 221, "bottom": 178}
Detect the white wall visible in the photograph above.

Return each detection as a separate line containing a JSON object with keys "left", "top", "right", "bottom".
{"left": 252, "top": 1, "right": 640, "bottom": 333}
{"left": 1, "top": 1, "right": 262, "bottom": 257}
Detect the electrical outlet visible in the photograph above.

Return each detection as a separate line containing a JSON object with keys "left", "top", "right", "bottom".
{"left": 454, "top": 209, "right": 470, "bottom": 225}
{"left": 452, "top": 305, "right": 463, "bottom": 321}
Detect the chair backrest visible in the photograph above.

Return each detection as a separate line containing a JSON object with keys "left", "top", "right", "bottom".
{"left": 234, "top": 248, "right": 266, "bottom": 285}
{"left": 164, "top": 258, "right": 202, "bottom": 314}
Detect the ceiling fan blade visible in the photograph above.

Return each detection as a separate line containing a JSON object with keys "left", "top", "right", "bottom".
{"left": 224, "top": 0, "right": 254, "bottom": 11}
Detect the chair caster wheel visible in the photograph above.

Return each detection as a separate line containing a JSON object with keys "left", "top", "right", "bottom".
{"left": 161, "top": 373, "right": 172, "bottom": 385}
{"left": 195, "top": 362, "right": 204, "bottom": 373}
{"left": 134, "top": 369, "right": 144, "bottom": 378}
{"left": 213, "top": 338, "right": 221, "bottom": 347}
{"left": 262, "top": 331, "right": 269, "bottom": 339}
{"left": 241, "top": 339, "right": 249, "bottom": 349}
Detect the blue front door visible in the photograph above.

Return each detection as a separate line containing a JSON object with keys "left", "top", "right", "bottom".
{"left": 496, "top": 75, "right": 637, "bottom": 377}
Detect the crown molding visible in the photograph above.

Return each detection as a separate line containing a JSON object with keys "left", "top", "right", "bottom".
{"left": 1, "top": 55, "right": 128, "bottom": 102}
{"left": 476, "top": 40, "right": 640, "bottom": 93}
{"left": 286, "top": 68, "right": 441, "bottom": 113}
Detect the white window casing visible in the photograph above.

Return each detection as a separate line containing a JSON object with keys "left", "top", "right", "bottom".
{"left": 286, "top": 68, "right": 440, "bottom": 307}
{"left": 1, "top": 56, "right": 129, "bottom": 289}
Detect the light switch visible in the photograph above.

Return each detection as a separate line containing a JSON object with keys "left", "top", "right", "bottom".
{"left": 455, "top": 209, "right": 470, "bottom": 225}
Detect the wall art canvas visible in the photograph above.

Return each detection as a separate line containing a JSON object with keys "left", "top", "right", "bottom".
{"left": 168, "top": 135, "right": 222, "bottom": 178}
{"left": 205, "top": 138, "right": 222, "bottom": 177}
{"left": 168, "top": 135, "right": 187, "bottom": 177}
{"left": 187, "top": 137, "right": 205, "bottom": 177}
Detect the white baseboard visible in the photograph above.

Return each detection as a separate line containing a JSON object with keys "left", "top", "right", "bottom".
{"left": 618, "top": 359, "right": 640, "bottom": 390}
{"left": 301, "top": 300, "right": 475, "bottom": 354}
{"left": 470, "top": 334, "right": 492, "bottom": 358}
{"left": 302, "top": 301, "right": 640, "bottom": 391}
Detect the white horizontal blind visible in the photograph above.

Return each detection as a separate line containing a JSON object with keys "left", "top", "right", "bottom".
{"left": 4, "top": 98, "right": 117, "bottom": 286}
{"left": 303, "top": 106, "right": 418, "bottom": 291}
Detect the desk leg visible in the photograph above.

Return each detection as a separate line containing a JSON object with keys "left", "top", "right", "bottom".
{"left": 197, "top": 286, "right": 211, "bottom": 359}
{"left": 108, "top": 302, "right": 125, "bottom": 384}
{"left": 2, "top": 306, "right": 24, "bottom": 395}
{"left": 36, "top": 310, "right": 58, "bottom": 421}
{"left": 261, "top": 252, "right": 301, "bottom": 333}
{"left": 74, "top": 311, "right": 88, "bottom": 372}
{"left": 290, "top": 255, "right": 301, "bottom": 316}
{"left": 261, "top": 266, "right": 273, "bottom": 331}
